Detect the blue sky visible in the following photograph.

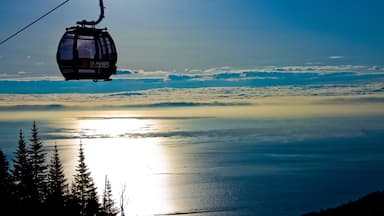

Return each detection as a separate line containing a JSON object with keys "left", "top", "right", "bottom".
{"left": 0, "top": 0, "right": 383, "bottom": 79}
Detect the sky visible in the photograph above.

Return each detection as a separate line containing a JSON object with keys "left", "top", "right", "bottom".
{"left": 0, "top": 0, "right": 384, "bottom": 79}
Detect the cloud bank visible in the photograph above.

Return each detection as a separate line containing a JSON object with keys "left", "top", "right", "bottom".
{"left": 0, "top": 65, "right": 383, "bottom": 111}
{"left": 0, "top": 65, "right": 383, "bottom": 94}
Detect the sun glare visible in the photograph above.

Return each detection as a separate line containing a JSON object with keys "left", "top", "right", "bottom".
{"left": 73, "top": 116, "right": 173, "bottom": 216}
{"left": 77, "top": 117, "right": 152, "bottom": 138}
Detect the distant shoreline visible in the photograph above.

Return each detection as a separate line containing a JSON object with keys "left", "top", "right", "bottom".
{"left": 303, "top": 191, "right": 384, "bottom": 215}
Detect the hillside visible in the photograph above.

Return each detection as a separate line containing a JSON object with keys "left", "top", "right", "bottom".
{"left": 303, "top": 191, "right": 384, "bottom": 216}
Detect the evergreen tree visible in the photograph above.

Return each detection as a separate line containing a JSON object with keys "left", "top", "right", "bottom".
{"left": 12, "top": 129, "right": 33, "bottom": 202}
{"left": 28, "top": 121, "right": 47, "bottom": 202}
{"left": 72, "top": 143, "right": 100, "bottom": 216}
{"left": 46, "top": 144, "right": 67, "bottom": 213}
{"left": 0, "top": 149, "right": 13, "bottom": 209}
{"left": 100, "top": 175, "right": 119, "bottom": 216}
{"left": 0, "top": 149, "right": 11, "bottom": 188}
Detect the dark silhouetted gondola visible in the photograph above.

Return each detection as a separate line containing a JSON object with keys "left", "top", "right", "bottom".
{"left": 57, "top": 0, "right": 117, "bottom": 81}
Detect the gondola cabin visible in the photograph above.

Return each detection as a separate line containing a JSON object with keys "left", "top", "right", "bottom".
{"left": 57, "top": 26, "right": 117, "bottom": 81}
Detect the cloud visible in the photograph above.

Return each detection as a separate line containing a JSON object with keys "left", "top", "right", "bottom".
{"left": 0, "top": 99, "right": 252, "bottom": 111}
{"left": 0, "top": 104, "right": 65, "bottom": 111}
{"left": 318, "top": 96, "right": 384, "bottom": 104}
{"left": 213, "top": 73, "right": 242, "bottom": 80}
{"left": 305, "top": 62, "right": 322, "bottom": 65}
{"left": 0, "top": 67, "right": 383, "bottom": 94}
{"left": 368, "top": 66, "right": 382, "bottom": 71}
{"left": 1, "top": 82, "right": 383, "bottom": 108}
{"left": 116, "top": 69, "right": 137, "bottom": 75}
{"left": 132, "top": 101, "right": 252, "bottom": 107}
{"left": 0, "top": 73, "right": 10, "bottom": 78}
{"left": 166, "top": 74, "right": 202, "bottom": 81}
{"left": 203, "top": 66, "right": 232, "bottom": 74}
{"left": 109, "top": 92, "right": 143, "bottom": 96}
{"left": 1, "top": 63, "right": 383, "bottom": 96}
{"left": 2, "top": 64, "right": 383, "bottom": 82}
{"left": 329, "top": 56, "right": 344, "bottom": 59}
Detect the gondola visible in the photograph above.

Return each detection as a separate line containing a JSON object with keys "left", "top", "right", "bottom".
{"left": 56, "top": 0, "right": 117, "bottom": 81}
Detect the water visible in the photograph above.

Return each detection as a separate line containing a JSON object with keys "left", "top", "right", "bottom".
{"left": 1, "top": 108, "right": 384, "bottom": 216}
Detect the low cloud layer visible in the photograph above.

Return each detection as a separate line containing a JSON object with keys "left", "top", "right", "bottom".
{"left": 1, "top": 85, "right": 384, "bottom": 113}
{"left": 0, "top": 65, "right": 383, "bottom": 112}
{"left": 0, "top": 66, "right": 383, "bottom": 94}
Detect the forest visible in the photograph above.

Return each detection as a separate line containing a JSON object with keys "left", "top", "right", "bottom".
{"left": 0, "top": 121, "right": 120, "bottom": 216}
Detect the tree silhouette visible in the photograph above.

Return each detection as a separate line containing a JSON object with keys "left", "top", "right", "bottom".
{"left": 28, "top": 121, "right": 47, "bottom": 202}
{"left": 0, "top": 149, "right": 11, "bottom": 189}
{"left": 46, "top": 144, "right": 67, "bottom": 214}
{"left": 0, "top": 149, "right": 13, "bottom": 212}
{"left": 71, "top": 143, "right": 100, "bottom": 216}
{"left": 12, "top": 130, "right": 33, "bottom": 202}
{"left": 100, "top": 175, "right": 119, "bottom": 216}
{"left": 2, "top": 123, "right": 123, "bottom": 216}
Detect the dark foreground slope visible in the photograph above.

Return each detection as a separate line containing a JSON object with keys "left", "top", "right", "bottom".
{"left": 303, "top": 191, "right": 384, "bottom": 216}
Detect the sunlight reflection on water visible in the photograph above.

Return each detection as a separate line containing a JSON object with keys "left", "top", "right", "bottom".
{"left": 72, "top": 117, "right": 174, "bottom": 216}
{"left": 78, "top": 117, "right": 154, "bottom": 137}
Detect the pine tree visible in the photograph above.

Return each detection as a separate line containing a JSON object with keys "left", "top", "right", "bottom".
{"left": 0, "top": 149, "right": 11, "bottom": 187}
{"left": 12, "top": 129, "right": 33, "bottom": 202}
{"left": 100, "top": 175, "right": 119, "bottom": 216}
{"left": 72, "top": 143, "right": 100, "bottom": 216}
{"left": 0, "top": 149, "right": 13, "bottom": 206}
{"left": 28, "top": 121, "right": 47, "bottom": 202}
{"left": 46, "top": 144, "right": 67, "bottom": 211}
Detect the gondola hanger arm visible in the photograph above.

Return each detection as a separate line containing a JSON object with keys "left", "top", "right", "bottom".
{"left": 77, "top": 0, "right": 105, "bottom": 26}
